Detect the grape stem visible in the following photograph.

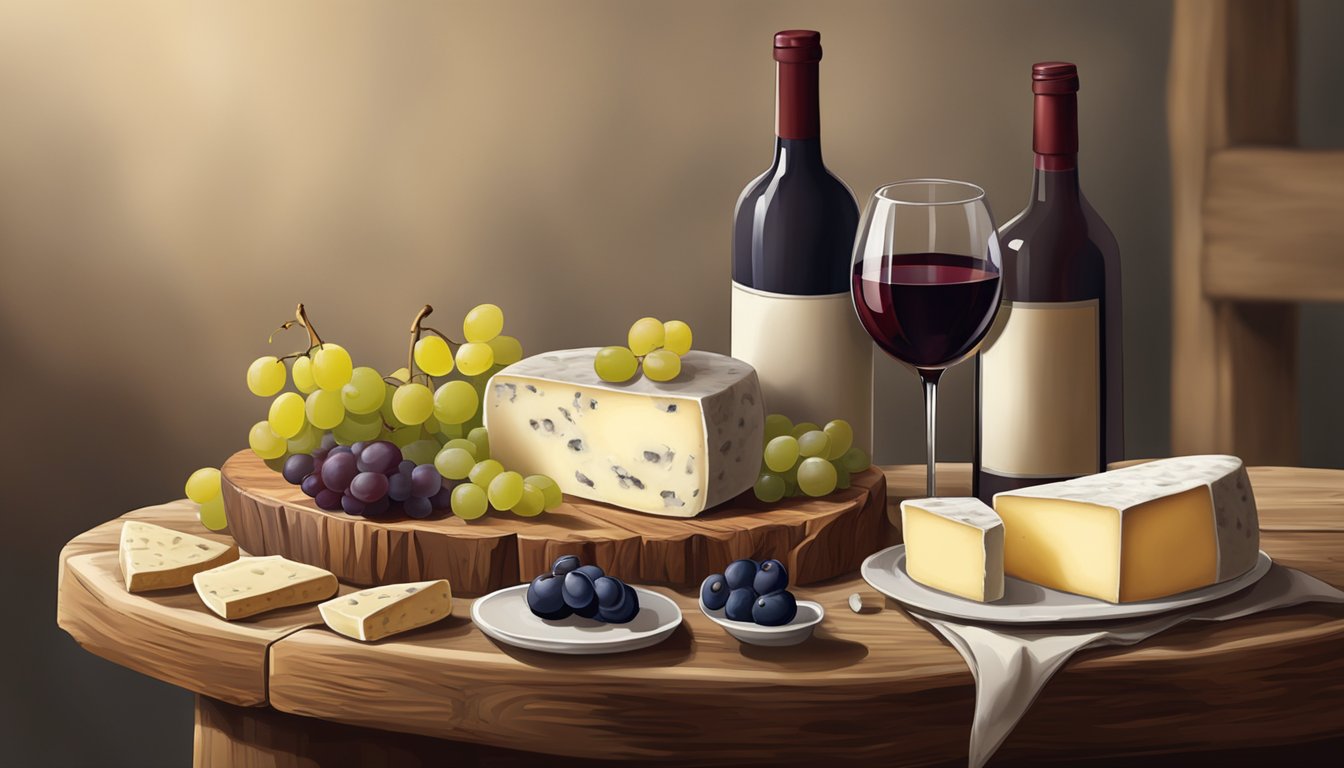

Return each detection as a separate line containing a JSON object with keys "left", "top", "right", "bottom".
{"left": 295, "top": 303, "right": 323, "bottom": 348}
{"left": 407, "top": 304, "right": 433, "bottom": 379}
{"left": 420, "top": 326, "right": 461, "bottom": 346}
{"left": 267, "top": 321, "right": 295, "bottom": 345}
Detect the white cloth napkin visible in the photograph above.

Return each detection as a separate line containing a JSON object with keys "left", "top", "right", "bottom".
{"left": 907, "top": 565, "right": 1344, "bottom": 768}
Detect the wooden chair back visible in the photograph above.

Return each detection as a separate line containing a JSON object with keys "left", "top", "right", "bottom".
{"left": 1169, "top": 0, "right": 1344, "bottom": 465}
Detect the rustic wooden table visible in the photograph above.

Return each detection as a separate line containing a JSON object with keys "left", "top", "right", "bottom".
{"left": 56, "top": 464, "right": 1344, "bottom": 767}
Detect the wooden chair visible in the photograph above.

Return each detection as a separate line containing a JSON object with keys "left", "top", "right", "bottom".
{"left": 1169, "top": 0, "right": 1344, "bottom": 466}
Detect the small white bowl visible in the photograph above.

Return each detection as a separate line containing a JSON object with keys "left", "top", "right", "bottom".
{"left": 699, "top": 598, "right": 824, "bottom": 646}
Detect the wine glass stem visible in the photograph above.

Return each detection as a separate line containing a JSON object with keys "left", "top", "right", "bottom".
{"left": 921, "top": 372, "right": 939, "bottom": 497}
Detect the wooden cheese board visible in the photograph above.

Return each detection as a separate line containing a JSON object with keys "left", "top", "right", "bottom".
{"left": 220, "top": 450, "right": 888, "bottom": 596}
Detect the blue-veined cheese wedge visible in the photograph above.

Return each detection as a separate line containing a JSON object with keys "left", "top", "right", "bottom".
{"left": 484, "top": 349, "right": 765, "bottom": 517}
{"left": 993, "top": 455, "right": 1260, "bottom": 603}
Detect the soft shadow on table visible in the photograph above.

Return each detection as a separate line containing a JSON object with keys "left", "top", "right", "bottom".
{"left": 483, "top": 621, "right": 696, "bottom": 670}
{"left": 737, "top": 634, "right": 869, "bottom": 669}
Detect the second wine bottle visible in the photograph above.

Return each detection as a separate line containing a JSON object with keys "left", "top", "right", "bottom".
{"left": 975, "top": 61, "right": 1123, "bottom": 503}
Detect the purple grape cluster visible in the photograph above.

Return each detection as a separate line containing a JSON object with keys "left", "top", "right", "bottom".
{"left": 283, "top": 435, "right": 451, "bottom": 518}
{"left": 700, "top": 558, "right": 797, "bottom": 626}
{"left": 526, "top": 555, "right": 639, "bottom": 624}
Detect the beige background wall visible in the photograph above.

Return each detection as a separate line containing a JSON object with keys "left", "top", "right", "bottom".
{"left": 1, "top": 1, "right": 1339, "bottom": 764}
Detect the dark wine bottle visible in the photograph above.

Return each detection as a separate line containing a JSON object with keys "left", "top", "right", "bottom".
{"left": 974, "top": 61, "right": 1123, "bottom": 502}
{"left": 731, "top": 30, "right": 871, "bottom": 452}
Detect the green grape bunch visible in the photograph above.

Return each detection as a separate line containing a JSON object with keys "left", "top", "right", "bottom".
{"left": 754, "top": 414, "right": 870, "bottom": 502}
{"left": 240, "top": 302, "right": 524, "bottom": 461}
{"left": 193, "top": 301, "right": 550, "bottom": 528}
{"left": 594, "top": 317, "right": 693, "bottom": 383}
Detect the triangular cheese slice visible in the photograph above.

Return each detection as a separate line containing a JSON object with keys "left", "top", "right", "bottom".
{"left": 193, "top": 556, "right": 337, "bottom": 620}
{"left": 119, "top": 520, "right": 239, "bottom": 593}
{"left": 900, "top": 497, "right": 1005, "bottom": 602}
{"left": 319, "top": 580, "right": 453, "bottom": 641}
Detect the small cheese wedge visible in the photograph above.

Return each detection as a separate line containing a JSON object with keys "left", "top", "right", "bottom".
{"left": 318, "top": 580, "right": 453, "bottom": 642}
{"left": 119, "top": 520, "right": 239, "bottom": 593}
{"left": 484, "top": 348, "right": 765, "bottom": 517}
{"left": 900, "top": 497, "right": 1005, "bottom": 602}
{"left": 193, "top": 556, "right": 337, "bottom": 620}
{"left": 994, "top": 455, "right": 1259, "bottom": 603}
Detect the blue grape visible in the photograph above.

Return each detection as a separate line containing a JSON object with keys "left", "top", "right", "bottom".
{"left": 282, "top": 454, "right": 314, "bottom": 485}
{"left": 593, "top": 576, "right": 626, "bottom": 612}
{"left": 404, "top": 496, "right": 432, "bottom": 519}
{"left": 351, "top": 441, "right": 368, "bottom": 457}
{"left": 349, "top": 472, "right": 389, "bottom": 503}
{"left": 724, "top": 559, "right": 759, "bottom": 591}
{"left": 300, "top": 473, "right": 325, "bottom": 499}
{"left": 725, "top": 588, "right": 756, "bottom": 622}
{"left": 341, "top": 493, "right": 366, "bottom": 516}
{"left": 753, "top": 559, "right": 789, "bottom": 595}
{"left": 552, "top": 555, "right": 580, "bottom": 575}
{"left": 314, "top": 489, "right": 343, "bottom": 511}
{"left": 397, "top": 460, "right": 415, "bottom": 478}
{"left": 321, "top": 452, "right": 358, "bottom": 493}
{"left": 599, "top": 584, "right": 639, "bottom": 624}
{"left": 320, "top": 433, "right": 337, "bottom": 451}
{"left": 365, "top": 497, "right": 391, "bottom": 517}
{"left": 527, "top": 573, "right": 570, "bottom": 620}
{"left": 700, "top": 573, "right": 729, "bottom": 610}
{"left": 388, "top": 473, "right": 412, "bottom": 502}
{"left": 410, "top": 464, "right": 442, "bottom": 497}
{"left": 563, "top": 571, "right": 599, "bottom": 617}
{"left": 312, "top": 446, "right": 330, "bottom": 462}
{"left": 357, "top": 441, "right": 402, "bottom": 475}
{"left": 576, "top": 564, "right": 605, "bottom": 581}
{"left": 752, "top": 591, "right": 798, "bottom": 626}
{"left": 330, "top": 445, "right": 352, "bottom": 456}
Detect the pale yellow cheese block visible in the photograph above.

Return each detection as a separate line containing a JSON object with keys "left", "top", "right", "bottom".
{"left": 119, "top": 520, "right": 239, "bottom": 593}
{"left": 900, "top": 498, "right": 1005, "bottom": 602}
{"left": 193, "top": 555, "right": 337, "bottom": 620}
{"left": 993, "top": 455, "right": 1259, "bottom": 603}
{"left": 318, "top": 580, "right": 453, "bottom": 642}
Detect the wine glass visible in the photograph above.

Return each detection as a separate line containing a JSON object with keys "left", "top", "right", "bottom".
{"left": 851, "top": 180, "right": 1003, "bottom": 497}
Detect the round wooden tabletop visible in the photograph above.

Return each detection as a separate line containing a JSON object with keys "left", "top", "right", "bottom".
{"left": 56, "top": 464, "right": 1344, "bottom": 766}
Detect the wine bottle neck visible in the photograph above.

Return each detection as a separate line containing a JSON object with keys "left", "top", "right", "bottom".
{"left": 1030, "top": 165, "right": 1082, "bottom": 203}
{"left": 773, "top": 137, "right": 823, "bottom": 167}
{"left": 1033, "top": 91, "right": 1078, "bottom": 171}
{"left": 776, "top": 60, "right": 820, "bottom": 139}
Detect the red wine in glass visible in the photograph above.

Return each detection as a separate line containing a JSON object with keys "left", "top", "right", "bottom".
{"left": 850, "top": 180, "right": 1003, "bottom": 497}
{"left": 852, "top": 253, "right": 1002, "bottom": 370}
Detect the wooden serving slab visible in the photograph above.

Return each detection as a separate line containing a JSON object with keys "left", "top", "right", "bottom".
{"left": 220, "top": 450, "right": 888, "bottom": 596}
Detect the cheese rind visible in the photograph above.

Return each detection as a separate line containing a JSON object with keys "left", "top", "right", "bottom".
{"left": 900, "top": 497, "right": 1005, "bottom": 602}
{"left": 119, "top": 520, "right": 239, "bottom": 593}
{"left": 484, "top": 348, "right": 764, "bottom": 517}
{"left": 193, "top": 556, "right": 338, "bottom": 620}
{"left": 318, "top": 580, "right": 453, "bottom": 642}
{"left": 993, "top": 455, "right": 1259, "bottom": 603}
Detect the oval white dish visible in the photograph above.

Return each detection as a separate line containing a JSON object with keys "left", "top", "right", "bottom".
{"left": 472, "top": 584, "right": 683, "bottom": 655}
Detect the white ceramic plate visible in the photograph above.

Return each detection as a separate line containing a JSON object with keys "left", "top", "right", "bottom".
{"left": 861, "top": 545, "right": 1272, "bottom": 624}
{"left": 700, "top": 599, "right": 824, "bottom": 646}
{"left": 471, "top": 584, "right": 683, "bottom": 655}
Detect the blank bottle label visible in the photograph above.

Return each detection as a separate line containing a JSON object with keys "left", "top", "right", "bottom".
{"left": 980, "top": 299, "right": 1099, "bottom": 477}
{"left": 731, "top": 282, "right": 873, "bottom": 453}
